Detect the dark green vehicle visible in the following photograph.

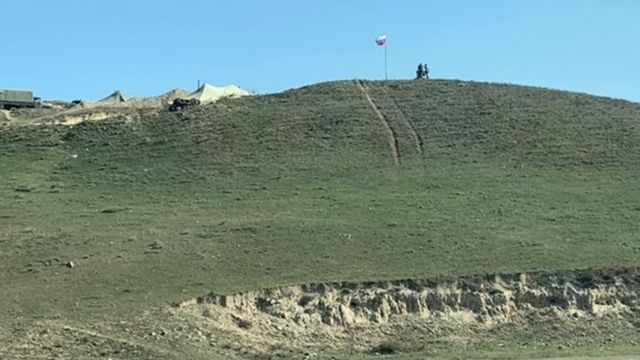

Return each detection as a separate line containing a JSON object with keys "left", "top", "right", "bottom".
{"left": 0, "top": 89, "right": 41, "bottom": 109}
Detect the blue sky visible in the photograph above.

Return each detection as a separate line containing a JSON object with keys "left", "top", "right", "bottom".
{"left": 1, "top": 0, "right": 639, "bottom": 102}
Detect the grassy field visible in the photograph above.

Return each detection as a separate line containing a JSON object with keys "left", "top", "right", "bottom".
{"left": 1, "top": 80, "right": 639, "bottom": 358}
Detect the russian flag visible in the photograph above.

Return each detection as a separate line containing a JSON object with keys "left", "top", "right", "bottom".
{"left": 375, "top": 35, "right": 387, "bottom": 46}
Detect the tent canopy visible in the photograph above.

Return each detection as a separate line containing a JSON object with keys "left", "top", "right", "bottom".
{"left": 184, "top": 83, "right": 249, "bottom": 104}
{"left": 99, "top": 90, "right": 129, "bottom": 103}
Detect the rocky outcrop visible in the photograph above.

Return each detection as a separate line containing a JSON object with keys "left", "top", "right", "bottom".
{"left": 173, "top": 267, "right": 640, "bottom": 357}
{"left": 181, "top": 267, "right": 639, "bottom": 329}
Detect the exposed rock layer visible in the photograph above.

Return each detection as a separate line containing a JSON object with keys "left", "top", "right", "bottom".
{"left": 182, "top": 267, "right": 640, "bottom": 327}
{"left": 174, "top": 268, "right": 640, "bottom": 355}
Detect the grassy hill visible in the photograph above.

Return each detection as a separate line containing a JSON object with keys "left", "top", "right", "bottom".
{"left": 1, "top": 79, "right": 639, "bottom": 359}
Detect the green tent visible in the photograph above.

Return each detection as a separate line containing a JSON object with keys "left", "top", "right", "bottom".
{"left": 184, "top": 83, "right": 249, "bottom": 104}
{"left": 99, "top": 90, "right": 129, "bottom": 103}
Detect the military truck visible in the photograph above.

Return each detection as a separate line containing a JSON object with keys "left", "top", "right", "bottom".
{"left": 0, "top": 89, "right": 41, "bottom": 109}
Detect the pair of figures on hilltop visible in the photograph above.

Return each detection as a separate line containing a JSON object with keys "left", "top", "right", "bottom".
{"left": 416, "top": 63, "right": 429, "bottom": 80}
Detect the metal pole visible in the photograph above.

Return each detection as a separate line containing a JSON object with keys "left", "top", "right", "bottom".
{"left": 384, "top": 45, "right": 388, "bottom": 80}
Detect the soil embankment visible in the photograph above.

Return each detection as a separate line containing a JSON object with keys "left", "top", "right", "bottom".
{"left": 175, "top": 267, "right": 640, "bottom": 356}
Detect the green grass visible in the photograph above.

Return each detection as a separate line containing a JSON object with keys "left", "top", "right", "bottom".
{"left": 1, "top": 79, "right": 639, "bottom": 358}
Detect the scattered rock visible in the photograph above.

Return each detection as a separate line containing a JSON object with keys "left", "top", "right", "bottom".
{"left": 65, "top": 261, "right": 75, "bottom": 269}
{"left": 231, "top": 314, "right": 252, "bottom": 329}
{"left": 370, "top": 343, "right": 397, "bottom": 355}
{"left": 14, "top": 185, "right": 34, "bottom": 193}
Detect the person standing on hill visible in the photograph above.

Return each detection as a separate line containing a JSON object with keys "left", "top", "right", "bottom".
{"left": 416, "top": 63, "right": 425, "bottom": 79}
{"left": 416, "top": 63, "right": 429, "bottom": 80}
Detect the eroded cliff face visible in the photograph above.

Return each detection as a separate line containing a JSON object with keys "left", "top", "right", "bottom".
{"left": 174, "top": 268, "right": 640, "bottom": 355}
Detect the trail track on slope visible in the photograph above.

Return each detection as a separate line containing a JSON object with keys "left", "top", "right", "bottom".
{"left": 356, "top": 80, "right": 401, "bottom": 165}
{"left": 0, "top": 322, "right": 180, "bottom": 360}
{"left": 532, "top": 356, "right": 640, "bottom": 360}
{"left": 57, "top": 324, "right": 176, "bottom": 356}
{"left": 381, "top": 86, "right": 425, "bottom": 156}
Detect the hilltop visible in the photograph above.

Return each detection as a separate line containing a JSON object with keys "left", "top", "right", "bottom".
{"left": 6, "top": 79, "right": 639, "bottom": 167}
{"left": 1, "top": 80, "right": 639, "bottom": 359}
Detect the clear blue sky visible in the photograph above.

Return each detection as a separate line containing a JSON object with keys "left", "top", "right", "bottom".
{"left": 1, "top": 0, "right": 639, "bottom": 102}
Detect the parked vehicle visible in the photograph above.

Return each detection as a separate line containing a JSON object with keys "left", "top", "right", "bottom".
{"left": 0, "top": 89, "right": 41, "bottom": 109}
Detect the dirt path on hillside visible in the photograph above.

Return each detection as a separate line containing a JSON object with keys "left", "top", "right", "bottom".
{"left": 59, "top": 324, "right": 176, "bottom": 356}
{"left": 0, "top": 322, "right": 181, "bottom": 359}
{"left": 530, "top": 356, "right": 640, "bottom": 360}
{"left": 381, "top": 87, "right": 425, "bottom": 156}
{"left": 355, "top": 80, "right": 400, "bottom": 166}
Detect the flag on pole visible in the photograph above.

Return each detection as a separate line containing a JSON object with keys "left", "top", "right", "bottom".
{"left": 374, "top": 35, "right": 389, "bottom": 79}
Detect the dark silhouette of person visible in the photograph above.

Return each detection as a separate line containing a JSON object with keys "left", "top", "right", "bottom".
{"left": 416, "top": 63, "right": 426, "bottom": 79}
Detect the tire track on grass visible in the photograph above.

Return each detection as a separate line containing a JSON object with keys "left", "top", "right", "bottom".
{"left": 55, "top": 323, "right": 179, "bottom": 358}
{"left": 381, "top": 86, "right": 425, "bottom": 156}
{"left": 355, "top": 80, "right": 400, "bottom": 166}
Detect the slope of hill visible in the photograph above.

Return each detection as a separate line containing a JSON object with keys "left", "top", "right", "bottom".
{"left": 1, "top": 80, "right": 639, "bottom": 359}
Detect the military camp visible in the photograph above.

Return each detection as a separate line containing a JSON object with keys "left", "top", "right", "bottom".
{"left": 1, "top": 2, "right": 640, "bottom": 360}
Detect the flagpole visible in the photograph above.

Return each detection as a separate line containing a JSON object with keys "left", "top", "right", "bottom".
{"left": 375, "top": 35, "right": 388, "bottom": 80}
{"left": 384, "top": 44, "right": 388, "bottom": 80}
